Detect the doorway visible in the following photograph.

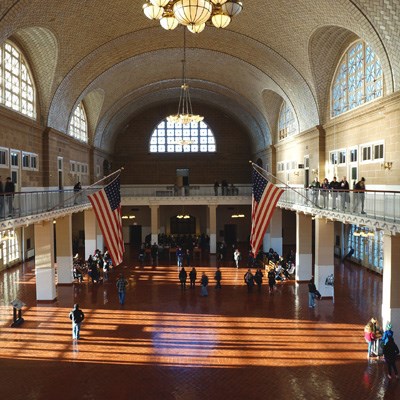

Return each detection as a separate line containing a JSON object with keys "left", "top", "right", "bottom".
{"left": 224, "top": 224, "right": 237, "bottom": 247}
{"left": 129, "top": 225, "right": 142, "bottom": 246}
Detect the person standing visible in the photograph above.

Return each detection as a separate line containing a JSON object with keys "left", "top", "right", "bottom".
{"left": 329, "top": 176, "right": 340, "bottom": 209}
{"left": 73, "top": 181, "right": 81, "bottom": 205}
{"left": 339, "top": 176, "right": 350, "bottom": 211}
{"left": 151, "top": 242, "right": 158, "bottom": 266}
{"left": 69, "top": 304, "right": 85, "bottom": 340}
{"left": 214, "top": 266, "right": 222, "bottom": 289}
{"left": 179, "top": 267, "right": 187, "bottom": 290}
{"left": 254, "top": 267, "right": 263, "bottom": 290}
{"left": 383, "top": 336, "right": 399, "bottom": 379}
{"left": 189, "top": 267, "right": 197, "bottom": 288}
{"left": 4, "top": 177, "right": 15, "bottom": 217}
{"left": 200, "top": 272, "right": 209, "bottom": 297}
{"left": 267, "top": 268, "right": 276, "bottom": 293}
{"left": 308, "top": 278, "right": 317, "bottom": 308}
{"left": 214, "top": 181, "right": 219, "bottom": 196}
{"left": 382, "top": 322, "right": 394, "bottom": 346}
{"left": 309, "top": 177, "right": 320, "bottom": 207}
{"left": 116, "top": 273, "right": 128, "bottom": 305}
{"left": 176, "top": 247, "right": 184, "bottom": 270}
{"left": 353, "top": 177, "right": 366, "bottom": 214}
{"left": 233, "top": 248, "right": 241, "bottom": 268}
{"left": 321, "top": 178, "right": 330, "bottom": 208}
{"left": 221, "top": 180, "right": 228, "bottom": 196}
{"left": 244, "top": 269, "right": 254, "bottom": 292}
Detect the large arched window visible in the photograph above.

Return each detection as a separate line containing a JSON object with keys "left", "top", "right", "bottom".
{"left": 0, "top": 41, "right": 36, "bottom": 119}
{"left": 331, "top": 41, "right": 383, "bottom": 117}
{"left": 68, "top": 102, "right": 88, "bottom": 142}
{"left": 278, "top": 101, "right": 298, "bottom": 140}
{"left": 149, "top": 119, "right": 216, "bottom": 153}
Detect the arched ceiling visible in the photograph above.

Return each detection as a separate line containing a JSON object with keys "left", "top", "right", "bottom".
{"left": 0, "top": 0, "right": 398, "bottom": 154}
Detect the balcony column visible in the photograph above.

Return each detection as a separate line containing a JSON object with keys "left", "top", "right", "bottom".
{"left": 381, "top": 234, "right": 400, "bottom": 335}
{"left": 295, "top": 212, "right": 313, "bottom": 281}
{"left": 263, "top": 208, "right": 282, "bottom": 255}
{"left": 315, "top": 217, "right": 334, "bottom": 297}
{"left": 208, "top": 204, "right": 217, "bottom": 254}
{"left": 84, "top": 209, "right": 97, "bottom": 259}
{"left": 96, "top": 222, "right": 104, "bottom": 252}
{"left": 56, "top": 215, "right": 73, "bottom": 284}
{"left": 34, "top": 220, "right": 57, "bottom": 301}
{"left": 150, "top": 205, "right": 159, "bottom": 244}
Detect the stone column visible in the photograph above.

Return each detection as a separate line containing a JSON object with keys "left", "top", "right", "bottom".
{"left": 84, "top": 209, "right": 97, "bottom": 259}
{"left": 295, "top": 212, "right": 313, "bottom": 281}
{"left": 381, "top": 234, "right": 400, "bottom": 335}
{"left": 56, "top": 215, "right": 73, "bottom": 284}
{"left": 96, "top": 220, "right": 104, "bottom": 252}
{"left": 314, "top": 217, "right": 334, "bottom": 297}
{"left": 34, "top": 221, "right": 57, "bottom": 301}
{"left": 150, "top": 205, "right": 159, "bottom": 244}
{"left": 208, "top": 204, "right": 217, "bottom": 254}
{"left": 270, "top": 208, "right": 282, "bottom": 255}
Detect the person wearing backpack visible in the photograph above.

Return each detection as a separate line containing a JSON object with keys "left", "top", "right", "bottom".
{"left": 69, "top": 304, "right": 85, "bottom": 340}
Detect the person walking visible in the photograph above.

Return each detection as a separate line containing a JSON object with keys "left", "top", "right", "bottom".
{"left": 383, "top": 336, "right": 399, "bottom": 379}
{"left": 116, "top": 273, "right": 128, "bottom": 305}
{"left": 382, "top": 322, "right": 394, "bottom": 345}
{"left": 200, "top": 272, "right": 209, "bottom": 297}
{"left": 308, "top": 278, "right": 317, "bottom": 308}
{"left": 309, "top": 177, "right": 320, "bottom": 207}
{"left": 214, "top": 266, "right": 222, "bottom": 289}
{"left": 176, "top": 247, "right": 184, "bottom": 270}
{"left": 151, "top": 242, "right": 158, "bottom": 266}
{"left": 254, "top": 267, "right": 263, "bottom": 290}
{"left": 189, "top": 267, "right": 197, "bottom": 288}
{"left": 353, "top": 177, "right": 366, "bottom": 214}
{"left": 267, "top": 268, "right": 276, "bottom": 293}
{"left": 244, "top": 269, "right": 254, "bottom": 292}
{"left": 69, "top": 304, "right": 85, "bottom": 340}
{"left": 339, "top": 176, "right": 350, "bottom": 211}
{"left": 179, "top": 266, "right": 187, "bottom": 290}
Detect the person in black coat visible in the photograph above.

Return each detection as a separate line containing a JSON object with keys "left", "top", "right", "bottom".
{"left": 214, "top": 266, "right": 222, "bottom": 289}
{"left": 189, "top": 267, "right": 197, "bottom": 288}
{"left": 69, "top": 304, "right": 85, "bottom": 340}
{"left": 179, "top": 267, "right": 187, "bottom": 290}
{"left": 383, "top": 336, "right": 399, "bottom": 379}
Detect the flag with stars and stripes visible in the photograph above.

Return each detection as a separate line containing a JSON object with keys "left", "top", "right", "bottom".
{"left": 250, "top": 167, "right": 284, "bottom": 257}
{"left": 88, "top": 176, "right": 124, "bottom": 266}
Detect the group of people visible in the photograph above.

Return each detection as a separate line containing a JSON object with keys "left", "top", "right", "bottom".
{"left": 177, "top": 266, "right": 213, "bottom": 296}
{"left": 309, "top": 175, "right": 366, "bottom": 213}
{"left": 364, "top": 317, "right": 399, "bottom": 379}
{"left": 214, "top": 180, "right": 239, "bottom": 196}
{"left": 0, "top": 176, "right": 15, "bottom": 218}
{"left": 73, "top": 248, "right": 113, "bottom": 283}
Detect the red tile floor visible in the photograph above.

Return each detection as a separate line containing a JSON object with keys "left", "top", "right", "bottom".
{"left": 0, "top": 247, "right": 399, "bottom": 400}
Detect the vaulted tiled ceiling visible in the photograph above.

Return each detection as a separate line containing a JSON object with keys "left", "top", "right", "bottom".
{"left": 0, "top": 0, "right": 398, "bottom": 153}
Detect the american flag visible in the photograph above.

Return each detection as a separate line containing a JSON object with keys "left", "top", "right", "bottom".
{"left": 250, "top": 167, "right": 284, "bottom": 257}
{"left": 88, "top": 176, "right": 124, "bottom": 266}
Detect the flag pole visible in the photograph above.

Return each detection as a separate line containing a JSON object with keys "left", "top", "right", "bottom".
{"left": 249, "top": 161, "right": 320, "bottom": 209}
{"left": 49, "top": 167, "right": 124, "bottom": 211}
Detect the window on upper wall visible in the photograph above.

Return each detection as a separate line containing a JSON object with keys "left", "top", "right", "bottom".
{"left": 149, "top": 119, "right": 216, "bottom": 153}
{"left": 331, "top": 40, "right": 383, "bottom": 117}
{"left": 22, "top": 152, "right": 38, "bottom": 171}
{"left": 0, "top": 41, "right": 36, "bottom": 119}
{"left": 361, "top": 142, "right": 384, "bottom": 163}
{"left": 0, "top": 147, "right": 9, "bottom": 167}
{"left": 278, "top": 101, "right": 299, "bottom": 140}
{"left": 68, "top": 102, "right": 88, "bottom": 143}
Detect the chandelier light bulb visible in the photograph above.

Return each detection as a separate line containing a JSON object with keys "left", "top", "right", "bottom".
{"left": 173, "top": 0, "right": 213, "bottom": 26}
{"left": 187, "top": 22, "right": 206, "bottom": 33}
{"left": 160, "top": 14, "right": 179, "bottom": 30}
{"left": 149, "top": 0, "right": 170, "bottom": 6}
{"left": 221, "top": 0, "right": 243, "bottom": 17}
{"left": 143, "top": 2, "right": 164, "bottom": 20}
{"left": 211, "top": 8, "right": 231, "bottom": 28}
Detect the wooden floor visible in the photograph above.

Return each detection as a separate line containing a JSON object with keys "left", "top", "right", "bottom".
{"left": 0, "top": 248, "right": 399, "bottom": 400}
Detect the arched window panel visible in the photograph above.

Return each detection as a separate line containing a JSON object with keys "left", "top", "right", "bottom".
{"left": 278, "top": 101, "right": 298, "bottom": 141}
{"left": 68, "top": 102, "right": 88, "bottom": 143}
{"left": 331, "top": 41, "right": 383, "bottom": 117}
{"left": 149, "top": 119, "right": 216, "bottom": 153}
{"left": 0, "top": 41, "right": 36, "bottom": 119}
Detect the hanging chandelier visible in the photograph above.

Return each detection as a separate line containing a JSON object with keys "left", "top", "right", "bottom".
{"left": 143, "top": 0, "right": 243, "bottom": 33}
{"left": 167, "top": 29, "right": 203, "bottom": 126}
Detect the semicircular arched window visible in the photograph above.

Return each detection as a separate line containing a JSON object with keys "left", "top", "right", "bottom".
{"left": 149, "top": 119, "right": 216, "bottom": 153}
{"left": 68, "top": 102, "right": 88, "bottom": 142}
{"left": 278, "top": 101, "right": 298, "bottom": 140}
{"left": 331, "top": 40, "right": 383, "bottom": 117}
{"left": 0, "top": 41, "right": 36, "bottom": 119}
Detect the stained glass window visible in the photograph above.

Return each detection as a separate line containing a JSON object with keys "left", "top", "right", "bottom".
{"left": 332, "top": 41, "right": 383, "bottom": 117}
{"left": 149, "top": 120, "right": 216, "bottom": 153}
{"left": 0, "top": 41, "right": 36, "bottom": 119}
{"left": 278, "top": 101, "right": 298, "bottom": 140}
{"left": 68, "top": 102, "right": 88, "bottom": 143}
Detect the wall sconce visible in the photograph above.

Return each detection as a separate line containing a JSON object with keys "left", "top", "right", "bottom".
{"left": 311, "top": 168, "right": 318, "bottom": 175}
{"left": 382, "top": 161, "right": 393, "bottom": 170}
{"left": 293, "top": 171, "right": 300, "bottom": 176}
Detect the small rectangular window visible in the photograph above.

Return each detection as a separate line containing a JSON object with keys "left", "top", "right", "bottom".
{"left": 0, "top": 147, "right": 9, "bottom": 167}
{"left": 373, "top": 143, "right": 384, "bottom": 160}
{"left": 10, "top": 150, "right": 19, "bottom": 167}
{"left": 330, "top": 151, "right": 338, "bottom": 165}
{"left": 22, "top": 153, "right": 29, "bottom": 168}
{"left": 30, "top": 154, "right": 38, "bottom": 170}
{"left": 338, "top": 150, "right": 346, "bottom": 164}
{"left": 362, "top": 146, "right": 372, "bottom": 161}
{"left": 350, "top": 148, "right": 358, "bottom": 162}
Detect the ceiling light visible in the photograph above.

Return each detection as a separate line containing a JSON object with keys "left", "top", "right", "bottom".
{"left": 143, "top": 0, "right": 243, "bottom": 33}
{"left": 167, "top": 29, "right": 203, "bottom": 125}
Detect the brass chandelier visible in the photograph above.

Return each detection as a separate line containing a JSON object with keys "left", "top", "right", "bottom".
{"left": 143, "top": 0, "right": 243, "bottom": 33}
{"left": 167, "top": 29, "right": 203, "bottom": 126}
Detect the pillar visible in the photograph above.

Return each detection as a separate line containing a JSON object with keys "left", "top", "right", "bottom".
{"left": 34, "top": 221, "right": 56, "bottom": 300}
{"left": 84, "top": 209, "right": 97, "bottom": 259}
{"left": 381, "top": 234, "right": 400, "bottom": 335}
{"left": 150, "top": 205, "right": 159, "bottom": 244}
{"left": 270, "top": 208, "right": 282, "bottom": 255}
{"left": 96, "top": 220, "right": 104, "bottom": 252}
{"left": 56, "top": 215, "right": 73, "bottom": 284}
{"left": 208, "top": 204, "right": 217, "bottom": 254}
{"left": 295, "top": 212, "right": 313, "bottom": 281}
{"left": 314, "top": 217, "right": 334, "bottom": 297}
